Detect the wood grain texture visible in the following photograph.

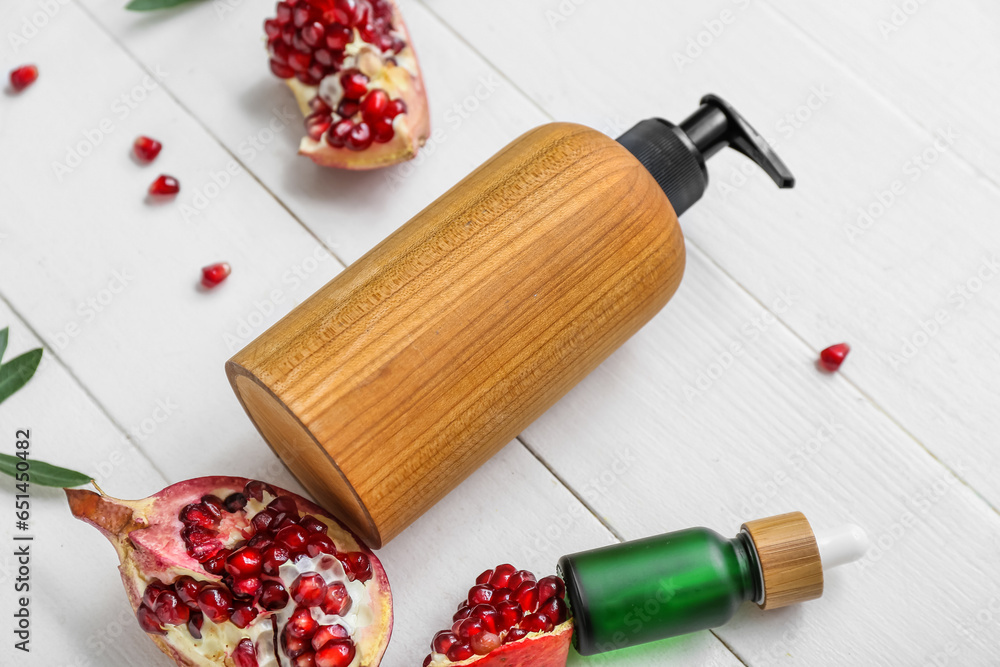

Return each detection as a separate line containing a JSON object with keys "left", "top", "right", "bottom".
{"left": 742, "top": 512, "right": 823, "bottom": 610}
{"left": 229, "top": 123, "right": 685, "bottom": 546}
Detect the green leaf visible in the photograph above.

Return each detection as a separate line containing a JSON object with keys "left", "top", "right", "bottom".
{"left": 0, "top": 453, "right": 93, "bottom": 488}
{"left": 0, "top": 348, "right": 43, "bottom": 406}
{"left": 126, "top": 0, "right": 201, "bottom": 11}
{"left": 0, "top": 327, "right": 8, "bottom": 364}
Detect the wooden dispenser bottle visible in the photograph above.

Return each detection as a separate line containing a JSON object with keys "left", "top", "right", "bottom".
{"left": 226, "top": 95, "right": 795, "bottom": 548}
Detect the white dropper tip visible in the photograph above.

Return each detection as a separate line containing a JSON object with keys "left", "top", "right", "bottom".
{"left": 815, "top": 523, "right": 869, "bottom": 570}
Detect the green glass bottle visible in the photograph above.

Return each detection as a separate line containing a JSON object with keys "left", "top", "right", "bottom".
{"left": 557, "top": 512, "right": 867, "bottom": 656}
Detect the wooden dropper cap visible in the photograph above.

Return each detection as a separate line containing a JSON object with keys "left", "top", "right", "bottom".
{"left": 741, "top": 512, "right": 825, "bottom": 610}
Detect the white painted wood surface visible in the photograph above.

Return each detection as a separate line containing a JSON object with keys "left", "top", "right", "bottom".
{"left": 1, "top": 0, "right": 997, "bottom": 665}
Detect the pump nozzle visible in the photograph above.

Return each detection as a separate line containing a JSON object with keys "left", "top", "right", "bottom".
{"left": 617, "top": 94, "right": 794, "bottom": 216}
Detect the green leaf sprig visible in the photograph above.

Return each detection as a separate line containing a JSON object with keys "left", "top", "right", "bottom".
{"left": 0, "top": 327, "right": 43, "bottom": 406}
{"left": 126, "top": 0, "right": 202, "bottom": 11}
{"left": 0, "top": 453, "right": 93, "bottom": 488}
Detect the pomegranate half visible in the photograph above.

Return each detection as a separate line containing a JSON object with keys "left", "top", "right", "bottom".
{"left": 67, "top": 477, "right": 392, "bottom": 667}
{"left": 422, "top": 565, "right": 573, "bottom": 667}
{"left": 265, "top": 0, "right": 430, "bottom": 169}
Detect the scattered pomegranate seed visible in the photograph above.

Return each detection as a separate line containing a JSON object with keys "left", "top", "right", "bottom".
{"left": 9, "top": 65, "right": 38, "bottom": 92}
{"left": 149, "top": 175, "right": 180, "bottom": 196}
{"left": 133, "top": 136, "right": 163, "bottom": 162}
{"left": 201, "top": 263, "right": 232, "bottom": 288}
{"left": 819, "top": 343, "right": 851, "bottom": 372}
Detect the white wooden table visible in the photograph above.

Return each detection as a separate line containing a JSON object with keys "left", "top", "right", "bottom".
{"left": 2, "top": 0, "right": 999, "bottom": 664}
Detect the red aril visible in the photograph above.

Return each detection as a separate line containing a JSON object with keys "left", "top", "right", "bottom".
{"left": 148, "top": 175, "right": 180, "bottom": 196}
{"left": 819, "top": 343, "right": 851, "bottom": 372}
{"left": 424, "top": 564, "right": 572, "bottom": 666}
{"left": 201, "top": 262, "right": 231, "bottom": 288}
{"left": 9, "top": 65, "right": 38, "bottom": 91}
{"left": 264, "top": 0, "right": 430, "bottom": 169}
{"left": 133, "top": 136, "right": 163, "bottom": 162}
{"left": 66, "top": 477, "right": 392, "bottom": 666}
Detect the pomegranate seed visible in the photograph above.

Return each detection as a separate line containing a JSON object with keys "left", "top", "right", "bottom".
{"left": 491, "top": 587, "right": 513, "bottom": 604}
{"left": 263, "top": 544, "right": 291, "bottom": 575}
{"left": 291, "top": 572, "right": 327, "bottom": 606}
{"left": 153, "top": 590, "right": 190, "bottom": 625}
{"left": 251, "top": 509, "right": 277, "bottom": 533}
{"left": 468, "top": 584, "right": 495, "bottom": 607}
{"left": 137, "top": 605, "right": 165, "bottom": 635}
{"left": 187, "top": 611, "right": 204, "bottom": 639}
{"left": 231, "top": 576, "right": 262, "bottom": 599}
{"left": 471, "top": 631, "right": 501, "bottom": 655}
{"left": 538, "top": 596, "right": 568, "bottom": 624}
{"left": 446, "top": 643, "right": 474, "bottom": 661}
{"left": 293, "top": 5, "right": 312, "bottom": 27}
{"left": 230, "top": 600, "right": 259, "bottom": 628}
{"left": 507, "top": 570, "right": 536, "bottom": 591}
{"left": 475, "top": 570, "right": 493, "bottom": 586}
{"left": 470, "top": 604, "right": 500, "bottom": 634}
{"left": 203, "top": 548, "right": 231, "bottom": 575}
{"left": 337, "top": 99, "right": 360, "bottom": 119}
{"left": 182, "top": 526, "right": 222, "bottom": 562}
{"left": 248, "top": 533, "right": 273, "bottom": 550}
{"left": 314, "top": 640, "right": 356, "bottom": 667}
{"left": 454, "top": 617, "right": 485, "bottom": 641}
{"left": 819, "top": 343, "right": 851, "bottom": 372}
{"left": 271, "top": 60, "right": 296, "bottom": 78}
{"left": 268, "top": 496, "right": 299, "bottom": 516}
{"left": 360, "top": 89, "right": 389, "bottom": 121}
{"left": 503, "top": 627, "right": 529, "bottom": 644}
{"left": 306, "top": 532, "right": 336, "bottom": 557}
{"left": 201, "top": 495, "right": 225, "bottom": 517}
{"left": 284, "top": 629, "right": 309, "bottom": 657}
{"left": 309, "top": 96, "right": 332, "bottom": 113}
{"left": 226, "top": 547, "right": 263, "bottom": 577}
{"left": 300, "top": 516, "right": 328, "bottom": 534}
{"left": 346, "top": 121, "right": 372, "bottom": 151}
{"left": 314, "top": 48, "right": 337, "bottom": 67}
{"left": 142, "top": 581, "right": 170, "bottom": 608}
{"left": 514, "top": 582, "right": 539, "bottom": 613}
{"left": 488, "top": 564, "right": 517, "bottom": 588}
{"left": 224, "top": 492, "right": 248, "bottom": 512}
{"left": 197, "top": 587, "right": 233, "bottom": 623}
{"left": 276, "top": 2, "right": 293, "bottom": 23}
{"left": 288, "top": 50, "right": 313, "bottom": 72}
{"left": 319, "top": 581, "right": 351, "bottom": 616}
{"left": 521, "top": 612, "right": 554, "bottom": 633}
{"left": 385, "top": 99, "right": 407, "bottom": 119}
{"left": 244, "top": 480, "right": 276, "bottom": 502}
{"left": 432, "top": 630, "right": 459, "bottom": 654}
{"left": 302, "top": 21, "right": 324, "bottom": 47}
{"left": 149, "top": 175, "right": 180, "bottom": 196}
{"left": 423, "top": 655, "right": 432, "bottom": 667}
{"left": 260, "top": 580, "right": 290, "bottom": 610}
{"left": 324, "top": 23, "right": 352, "bottom": 50}
{"left": 537, "top": 575, "right": 565, "bottom": 604}
{"left": 312, "top": 624, "right": 350, "bottom": 651}
{"left": 201, "top": 262, "right": 231, "bottom": 288}
{"left": 294, "top": 653, "right": 317, "bottom": 667}
{"left": 287, "top": 607, "right": 319, "bottom": 638}
{"left": 333, "top": 0, "right": 360, "bottom": 26}
{"left": 453, "top": 605, "right": 472, "bottom": 623}
{"left": 264, "top": 19, "right": 282, "bottom": 39}
{"left": 277, "top": 525, "right": 310, "bottom": 551}
{"left": 180, "top": 502, "right": 221, "bottom": 529}
{"left": 370, "top": 116, "right": 395, "bottom": 143}
{"left": 336, "top": 552, "right": 372, "bottom": 582}
{"left": 133, "top": 136, "right": 163, "bottom": 162}
{"left": 340, "top": 69, "right": 369, "bottom": 99}
{"left": 326, "top": 119, "right": 353, "bottom": 148}
{"left": 496, "top": 600, "right": 523, "bottom": 631}
{"left": 233, "top": 638, "right": 259, "bottom": 667}
{"left": 9, "top": 65, "right": 38, "bottom": 92}
{"left": 174, "top": 576, "right": 204, "bottom": 608}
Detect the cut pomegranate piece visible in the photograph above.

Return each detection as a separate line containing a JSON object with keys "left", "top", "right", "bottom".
{"left": 9, "top": 65, "right": 38, "bottom": 91}
{"left": 423, "top": 564, "right": 572, "bottom": 666}
{"left": 133, "top": 136, "right": 163, "bottom": 162}
{"left": 148, "top": 175, "right": 180, "bottom": 196}
{"left": 66, "top": 477, "right": 392, "bottom": 667}
{"left": 263, "top": 0, "right": 430, "bottom": 169}
{"left": 819, "top": 342, "right": 851, "bottom": 372}
{"left": 201, "top": 262, "right": 232, "bottom": 288}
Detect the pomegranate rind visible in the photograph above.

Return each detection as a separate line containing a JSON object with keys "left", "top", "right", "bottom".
{"left": 285, "top": 0, "right": 431, "bottom": 170}
{"left": 67, "top": 476, "right": 392, "bottom": 667}
{"left": 426, "top": 620, "right": 573, "bottom": 667}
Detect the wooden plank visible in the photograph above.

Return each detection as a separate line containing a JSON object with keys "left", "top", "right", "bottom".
{"left": 0, "top": 301, "right": 168, "bottom": 665}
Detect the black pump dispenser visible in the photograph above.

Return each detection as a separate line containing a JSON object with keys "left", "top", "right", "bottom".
{"left": 617, "top": 94, "right": 795, "bottom": 216}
